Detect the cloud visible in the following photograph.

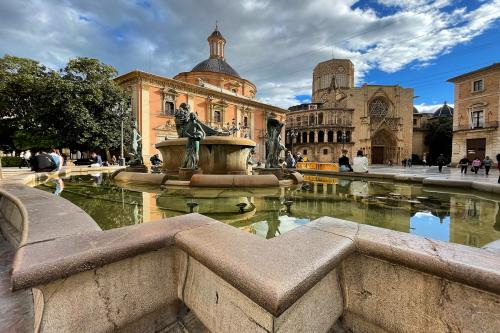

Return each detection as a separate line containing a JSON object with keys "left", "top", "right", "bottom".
{"left": 0, "top": 0, "right": 499, "bottom": 108}
{"left": 414, "top": 102, "right": 453, "bottom": 114}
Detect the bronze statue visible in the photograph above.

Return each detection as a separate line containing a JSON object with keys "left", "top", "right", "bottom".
{"left": 174, "top": 103, "right": 230, "bottom": 138}
{"left": 181, "top": 112, "right": 206, "bottom": 169}
{"left": 129, "top": 120, "right": 143, "bottom": 166}
{"left": 265, "top": 115, "right": 285, "bottom": 168}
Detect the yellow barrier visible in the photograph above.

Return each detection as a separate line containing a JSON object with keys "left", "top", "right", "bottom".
{"left": 297, "top": 162, "right": 339, "bottom": 172}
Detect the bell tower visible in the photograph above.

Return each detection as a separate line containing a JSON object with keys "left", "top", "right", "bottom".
{"left": 208, "top": 22, "right": 226, "bottom": 60}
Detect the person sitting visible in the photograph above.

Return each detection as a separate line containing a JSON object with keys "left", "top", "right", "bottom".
{"left": 352, "top": 150, "right": 368, "bottom": 173}
{"left": 50, "top": 149, "right": 63, "bottom": 171}
{"left": 285, "top": 151, "right": 296, "bottom": 168}
{"left": 339, "top": 150, "right": 353, "bottom": 172}
{"left": 90, "top": 152, "right": 103, "bottom": 167}
{"left": 150, "top": 154, "right": 162, "bottom": 166}
{"left": 31, "top": 151, "right": 57, "bottom": 172}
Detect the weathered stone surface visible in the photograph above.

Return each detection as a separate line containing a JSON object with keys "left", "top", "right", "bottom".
{"left": 113, "top": 171, "right": 168, "bottom": 185}
{"left": 175, "top": 222, "right": 355, "bottom": 316}
{"left": 288, "top": 171, "right": 304, "bottom": 184}
{"left": 12, "top": 214, "right": 215, "bottom": 291}
{"left": 176, "top": 251, "right": 274, "bottom": 333}
{"left": 190, "top": 174, "right": 280, "bottom": 187}
{"left": 274, "top": 269, "right": 343, "bottom": 333}
{"left": 340, "top": 253, "right": 500, "bottom": 333}
{"left": 37, "top": 248, "right": 179, "bottom": 333}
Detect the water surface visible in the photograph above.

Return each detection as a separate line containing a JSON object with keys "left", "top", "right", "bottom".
{"left": 36, "top": 173, "right": 500, "bottom": 247}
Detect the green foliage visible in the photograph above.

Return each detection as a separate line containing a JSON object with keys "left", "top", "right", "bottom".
{"left": 0, "top": 156, "right": 22, "bottom": 167}
{"left": 0, "top": 55, "right": 132, "bottom": 152}
{"left": 424, "top": 117, "right": 453, "bottom": 163}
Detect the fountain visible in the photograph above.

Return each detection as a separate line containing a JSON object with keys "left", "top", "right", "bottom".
{"left": 152, "top": 104, "right": 303, "bottom": 186}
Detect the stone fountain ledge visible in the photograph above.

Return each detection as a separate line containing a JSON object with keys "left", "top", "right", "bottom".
{"left": 1, "top": 171, "right": 500, "bottom": 332}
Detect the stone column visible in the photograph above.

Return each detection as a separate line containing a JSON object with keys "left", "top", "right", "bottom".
{"left": 314, "top": 130, "right": 318, "bottom": 143}
{"left": 140, "top": 83, "right": 151, "bottom": 164}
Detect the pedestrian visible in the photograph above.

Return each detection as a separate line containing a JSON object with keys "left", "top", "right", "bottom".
{"left": 111, "top": 155, "right": 117, "bottom": 165}
{"left": 483, "top": 156, "right": 493, "bottom": 175}
{"left": 402, "top": 158, "right": 407, "bottom": 167}
{"left": 458, "top": 156, "right": 470, "bottom": 174}
{"left": 472, "top": 157, "right": 481, "bottom": 174}
{"left": 406, "top": 156, "right": 412, "bottom": 168}
{"left": 437, "top": 154, "right": 446, "bottom": 173}
{"left": 496, "top": 154, "right": 500, "bottom": 183}
{"left": 352, "top": 150, "right": 369, "bottom": 173}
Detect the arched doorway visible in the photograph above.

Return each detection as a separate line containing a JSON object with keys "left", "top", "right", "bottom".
{"left": 371, "top": 128, "right": 397, "bottom": 164}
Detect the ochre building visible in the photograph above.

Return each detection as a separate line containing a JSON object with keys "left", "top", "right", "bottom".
{"left": 115, "top": 27, "right": 286, "bottom": 164}
{"left": 448, "top": 63, "right": 500, "bottom": 164}
{"left": 286, "top": 59, "right": 414, "bottom": 164}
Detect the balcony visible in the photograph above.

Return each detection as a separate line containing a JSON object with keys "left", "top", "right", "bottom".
{"left": 453, "top": 121, "right": 499, "bottom": 132}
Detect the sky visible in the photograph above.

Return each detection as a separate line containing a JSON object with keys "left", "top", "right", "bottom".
{"left": 1, "top": 0, "right": 499, "bottom": 113}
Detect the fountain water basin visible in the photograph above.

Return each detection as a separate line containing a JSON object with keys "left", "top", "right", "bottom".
{"left": 156, "top": 136, "right": 255, "bottom": 176}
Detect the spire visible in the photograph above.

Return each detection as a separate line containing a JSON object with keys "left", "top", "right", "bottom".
{"left": 208, "top": 23, "right": 226, "bottom": 59}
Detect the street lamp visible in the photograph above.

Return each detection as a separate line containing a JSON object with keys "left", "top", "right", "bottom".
{"left": 118, "top": 101, "right": 129, "bottom": 166}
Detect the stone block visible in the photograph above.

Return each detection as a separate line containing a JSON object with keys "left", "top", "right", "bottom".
{"left": 289, "top": 171, "right": 304, "bottom": 184}
{"left": 340, "top": 253, "right": 500, "bottom": 333}
{"left": 113, "top": 171, "right": 168, "bottom": 185}
{"left": 37, "top": 248, "right": 179, "bottom": 333}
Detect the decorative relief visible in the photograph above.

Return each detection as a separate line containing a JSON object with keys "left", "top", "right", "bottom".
{"left": 369, "top": 97, "right": 389, "bottom": 118}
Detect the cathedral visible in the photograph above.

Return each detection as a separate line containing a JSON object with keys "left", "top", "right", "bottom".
{"left": 115, "top": 26, "right": 286, "bottom": 164}
{"left": 286, "top": 59, "right": 414, "bottom": 164}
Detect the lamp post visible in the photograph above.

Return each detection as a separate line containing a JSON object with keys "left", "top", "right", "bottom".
{"left": 118, "top": 101, "right": 127, "bottom": 166}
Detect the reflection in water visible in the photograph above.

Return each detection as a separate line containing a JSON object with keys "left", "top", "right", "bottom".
{"left": 53, "top": 178, "right": 64, "bottom": 196}
{"left": 36, "top": 174, "right": 500, "bottom": 247}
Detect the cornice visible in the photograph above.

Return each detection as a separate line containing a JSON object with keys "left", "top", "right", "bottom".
{"left": 114, "top": 71, "right": 285, "bottom": 113}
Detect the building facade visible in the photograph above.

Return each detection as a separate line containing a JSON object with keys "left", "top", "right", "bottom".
{"left": 412, "top": 102, "right": 454, "bottom": 163}
{"left": 115, "top": 27, "right": 286, "bottom": 164}
{"left": 448, "top": 63, "right": 500, "bottom": 164}
{"left": 286, "top": 59, "right": 414, "bottom": 164}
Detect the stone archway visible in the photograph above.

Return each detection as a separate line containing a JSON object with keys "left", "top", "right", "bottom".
{"left": 371, "top": 128, "right": 397, "bottom": 164}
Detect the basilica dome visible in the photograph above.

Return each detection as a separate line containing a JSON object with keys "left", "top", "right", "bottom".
{"left": 433, "top": 102, "right": 454, "bottom": 117}
{"left": 191, "top": 58, "right": 240, "bottom": 78}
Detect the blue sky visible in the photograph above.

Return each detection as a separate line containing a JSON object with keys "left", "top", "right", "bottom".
{"left": 0, "top": 0, "right": 499, "bottom": 111}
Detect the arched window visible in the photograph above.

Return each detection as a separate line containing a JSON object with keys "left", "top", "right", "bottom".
{"left": 297, "top": 132, "right": 301, "bottom": 143}
{"left": 337, "top": 131, "right": 343, "bottom": 143}
{"left": 318, "top": 112, "right": 323, "bottom": 125}
{"left": 318, "top": 131, "right": 324, "bottom": 143}
{"left": 309, "top": 114, "right": 315, "bottom": 125}
{"left": 309, "top": 131, "right": 315, "bottom": 143}
{"left": 302, "top": 132, "right": 307, "bottom": 143}
{"left": 369, "top": 97, "right": 389, "bottom": 117}
{"left": 327, "top": 130, "right": 334, "bottom": 143}
{"left": 345, "top": 131, "right": 351, "bottom": 143}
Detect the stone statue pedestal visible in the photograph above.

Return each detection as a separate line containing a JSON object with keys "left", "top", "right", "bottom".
{"left": 126, "top": 165, "right": 148, "bottom": 173}
{"left": 258, "top": 168, "right": 284, "bottom": 180}
{"left": 179, "top": 168, "right": 202, "bottom": 181}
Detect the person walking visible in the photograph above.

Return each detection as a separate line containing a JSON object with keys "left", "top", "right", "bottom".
{"left": 437, "top": 154, "right": 446, "bottom": 173}
{"left": 483, "top": 156, "right": 493, "bottom": 176}
{"left": 458, "top": 156, "right": 470, "bottom": 174}
{"left": 472, "top": 157, "right": 481, "bottom": 174}
{"left": 497, "top": 154, "right": 500, "bottom": 183}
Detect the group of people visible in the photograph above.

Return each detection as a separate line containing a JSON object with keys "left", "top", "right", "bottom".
{"left": 339, "top": 150, "right": 369, "bottom": 173}
{"left": 279, "top": 151, "right": 306, "bottom": 169}
{"left": 458, "top": 155, "right": 496, "bottom": 175}
{"left": 28, "top": 149, "right": 65, "bottom": 172}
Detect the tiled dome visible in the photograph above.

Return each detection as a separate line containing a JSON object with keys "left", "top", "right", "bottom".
{"left": 433, "top": 102, "right": 454, "bottom": 117}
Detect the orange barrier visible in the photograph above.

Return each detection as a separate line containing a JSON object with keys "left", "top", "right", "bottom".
{"left": 297, "top": 162, "right": 339, "bottom": 172}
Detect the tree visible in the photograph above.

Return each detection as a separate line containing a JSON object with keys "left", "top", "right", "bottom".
{"left": 0, "top": 55, "right": 132, "bottom": 155}
{"left": 424, "top": 117, "right": 453, "bottom": 164}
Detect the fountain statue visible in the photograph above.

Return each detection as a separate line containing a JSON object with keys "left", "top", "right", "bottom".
{"left": 127, "top": 120, "right": 147, "bottom": 172}
{"left": 175, "top": 103, "right": 230, "bottom": 137}
{"left": 265, "top": 114, "right": 285, "bottom": 169}
{"left": 181, "top": 112, "right": 206, "bottom": 170}
{"left": 157, "top": 104, "right": 256, "bottom": 177}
